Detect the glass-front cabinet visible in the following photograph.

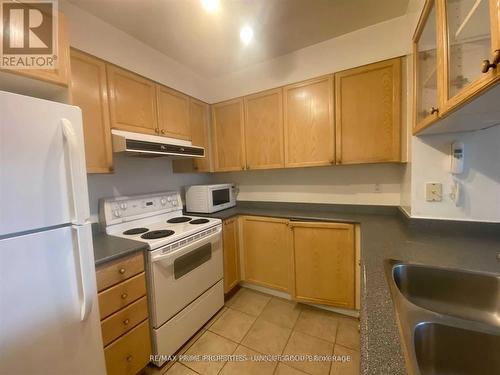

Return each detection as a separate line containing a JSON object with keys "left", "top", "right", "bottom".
{"left": 443, "top": 0, "right": 500, "bottom": 111}
{"left": 413, "top": 0, "right": 442, "bottom": 133}
{"left": 413, "top": 0, "right": 500, "bottom": 134}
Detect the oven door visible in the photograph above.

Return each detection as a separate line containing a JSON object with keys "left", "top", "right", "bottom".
{"left": 148, "top": 226, "right": 223, "bottom": 328}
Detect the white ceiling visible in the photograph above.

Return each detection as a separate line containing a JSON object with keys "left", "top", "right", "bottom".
{"left": 68, "top": 0, "right": 409, "bottom": 78}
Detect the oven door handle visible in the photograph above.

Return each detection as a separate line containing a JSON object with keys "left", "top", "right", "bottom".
{"left": 150, "top": 227, "right": 221, "bottom": 264}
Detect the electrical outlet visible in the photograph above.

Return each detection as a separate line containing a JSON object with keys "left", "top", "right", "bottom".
{"left": 374, "top": 183, "right": 381, "bottom": 193}
{"left": 425, "top": 183, "right": 442, "bottom": 202}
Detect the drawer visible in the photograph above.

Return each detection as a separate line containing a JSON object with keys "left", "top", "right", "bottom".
{"left": 99, "top": 273, "right": 146, "bottom": 319}
{"left": 101, "top": 296, "right": 149, "bottom": 346}
{"left": 104, "top": 319, "right": 151, "bottom": 375}
{"left": 96, "top": 252, "right": 144, "bottom": 292}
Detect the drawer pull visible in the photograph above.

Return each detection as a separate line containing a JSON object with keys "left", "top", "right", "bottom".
{"left": 119, "top": 268, "right": 126, "bottom": 274}
{"left": 126, "top": 355, "right": 133, "bottom": 362}
{"left": 123, "top": 319, "right": 130, "bottom": 325}
{"left": 121, "top": 293, "right": 128, "bottom": 300}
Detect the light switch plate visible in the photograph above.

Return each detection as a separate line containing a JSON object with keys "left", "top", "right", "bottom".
{"left": 425, "top": 183, "right": 442, "bottom": 202}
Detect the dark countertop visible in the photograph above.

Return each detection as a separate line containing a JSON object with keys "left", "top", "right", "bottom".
{"left": 187, "top": 201, "right": 500, "bottom": 375}
{"left": 92, "top": 224, "right": 148, "bottom": 267}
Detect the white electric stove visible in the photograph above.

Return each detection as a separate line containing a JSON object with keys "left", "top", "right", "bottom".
{"left": 100, "top": 191, "right": 224, "bottom": 366}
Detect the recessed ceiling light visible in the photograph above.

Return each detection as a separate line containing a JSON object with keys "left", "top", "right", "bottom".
{"left": 200, "top": 0, "right": 220, "bottom": 13}
{"left": 240, "top": 25, "right": 253, "bottom": 45}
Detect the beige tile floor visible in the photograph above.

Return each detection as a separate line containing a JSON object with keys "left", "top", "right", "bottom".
{"left": 144, "top": 287, "right": 360, "bottom": 375}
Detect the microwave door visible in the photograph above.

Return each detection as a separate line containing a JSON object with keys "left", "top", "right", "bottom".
{"left": 211, "top": 188, "right": 230, "bottom": 207}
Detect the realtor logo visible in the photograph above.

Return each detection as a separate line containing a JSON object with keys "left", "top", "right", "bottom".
{"left": 0, "top": 0, "right": 58, "bottom": 69}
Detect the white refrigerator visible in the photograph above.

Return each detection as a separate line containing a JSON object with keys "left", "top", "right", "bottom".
{"left": 0, "top": 91, "right": 106, "bottom": 374}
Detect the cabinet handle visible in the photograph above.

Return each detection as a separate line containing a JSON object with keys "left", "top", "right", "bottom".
{"left": 154, "top": 128, "right": 160, "bottom": 134}
{"left": 481, "top": 50, "right": 500, "bottom": 73}
{"left": 241, "top": 166, "right": 245, "bottom": 170}
{"left": 118, "top": 268, "right": 126, "bottom": 274}
{"left": 160, "top": 129, "right": 165, "bottom": 135}
{"left": 430, "top": 107, "right": 439, "bottom": 115}
{"left": 121, "top": 293, "right": 128, "bottom": 300}
{"left": 123, "top": 319, "right": 130, "bottom": 325}
{"left": 126, "top": 355, "right": 133, "bottom": 362}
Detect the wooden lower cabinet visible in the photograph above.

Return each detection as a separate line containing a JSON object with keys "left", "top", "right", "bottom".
{"left": 222, "top": 218, "right": 240, "bottom": 293}
{"left": 241, "top": 216, "right": 290, "bottom": 292}
{"left": 290, "top": 221, "right": 355, "bottom": 308}
{"left": 96, "top": 252, "right": 151, "bottom": 375}
{"left": 104, "top": 319, "right": 152, "bottom": 375}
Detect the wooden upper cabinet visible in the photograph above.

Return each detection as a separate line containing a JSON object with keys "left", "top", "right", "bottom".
{"left": 107, "top": 65, "right": 158, "bottom": 135}
{"left": 283, "top": 75, "right": 335, "bottom": 168}
{"left": 241, "top": 216, "right": 290, "bottom": 292}
{"left": 441, "top": 0, "right": 500, "bottom": 113}
{"left": 222, "top": 218, "right": 240, "bottom": 294}
{"left": 244, "top": 88, "right": 284, "bottom": 169}
{"left": 291, "top": 222, "right": 355, "bottom": 308}
{"left": 335, "top": 58, "right": 402, "bottom": 164}
{"left": 156, "top": 85, "right": 191, "bottom": 140}
{"left": 70, "top": 49, "right": 113, "bottom": 174}
{"left": 2, "top": 12, "right": 70, "bottom": 87}
{"left": 413, "top": 0, "right": 442, "bottom": 133}
{"left": 211, "top": 98, "right": 246, "bottom": 172}
{"left": 191, "top": 99, "right": 211, "bottom": 172}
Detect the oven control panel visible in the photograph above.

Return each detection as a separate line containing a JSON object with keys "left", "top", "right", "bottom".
{"left": 100, "top": 191, "right": 182, "bottom": 225}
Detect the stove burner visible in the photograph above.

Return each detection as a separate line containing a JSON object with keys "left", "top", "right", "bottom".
{"left": 167, "top": 216, "right": 192, "bottom": 223}
{"left": 141, "top": 230, "right": 175, "bottom": 239}
{"left": 123, "top": 227, "right": 149, "bottom": 235}
{"left": 189, "top": 219, "right": 210, "bottom": 225}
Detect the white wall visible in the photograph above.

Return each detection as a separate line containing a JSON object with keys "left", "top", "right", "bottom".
{"left": 211, "top": 165, "right": 404, "bottom": 206}
{"left": 87, "top": 155, "right": 210, "bottom": 222}
{"left": 60, "top": 0, "right": 212, "bottom": 102}
{"left": 411, "top": 126, "right": 500, "bottom": 222}
{"left": 208, "top": 15, "right": 412, "bottom": 102}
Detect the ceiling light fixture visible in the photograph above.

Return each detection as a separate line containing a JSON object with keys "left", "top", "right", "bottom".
{"left": 240, "top": 25, "right": 253, "bottom": 45}
{"left": 200, "top": 0, "right": 220, "bottom": 13}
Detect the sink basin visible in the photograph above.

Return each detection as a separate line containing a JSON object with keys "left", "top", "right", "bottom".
{"left": 414, "top": 322, "right": 500, "bottom": 375}
{"left": 393, "top": 263, "right": 500, "bottom": 327}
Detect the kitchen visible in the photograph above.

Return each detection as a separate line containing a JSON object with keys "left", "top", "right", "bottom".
{"left": 0, "top": 0, "right": 499, "bottom": 374}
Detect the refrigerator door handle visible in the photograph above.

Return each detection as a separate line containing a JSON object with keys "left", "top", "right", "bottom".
{"left": 62, "top": 118, "right": 89, "bottom": 224}
{"left": 73, "top": 225, "right": 95, "bottom": 321}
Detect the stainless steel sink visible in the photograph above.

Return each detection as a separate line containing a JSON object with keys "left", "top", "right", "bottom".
{"left": 385, "top": 260, "right": 500, "bottom": 375}
{"left": 393, "top": 263, "right": 500, "bottom": 328}
{"left": 414, "top": 322, "right": 500, "bottom": 375}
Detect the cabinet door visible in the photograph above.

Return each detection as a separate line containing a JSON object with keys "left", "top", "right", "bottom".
{"left": 107, "top": 65, "right": 158, "bottom": 135}
{"left": 2, "top": 12, "right": 70, "bottom": 86}
{"left": 191, "top": 99, "right": 212, "bottom": 172}
{"left": 244, "top": 88, "right": 284, "bottom": 169}
{"left": 241, "top": 216, "right": 290, "bottom": 292}
{"left": 335, "top": 58, "right": 401, "bottom": 164}
{"left": 172, "top": 99, "right": 212, "bottom": 173}
{"left": 291, "top": 222, "right": 355, "bottom": 308}
{"left": 212, "top": 99, "right": 246, "bottom": 172}
{"left": 441, "top": 0, "right": 500, "bottom": 113}
{"left": 156, "top": 85, "right": 191, "bottom": 140}
{"left": 283, "top": 75, "right": 334, "bottom": 168}
{"left": 70, "top": 49, "right": 113, "bottom": 174}
{"left": 223, "top": 218, "right": 240, "bottom": 294}
{"left": 413, "top": 0, "right": 442, "bottom": 133}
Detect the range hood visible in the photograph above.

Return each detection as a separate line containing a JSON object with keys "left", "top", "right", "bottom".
{"left": 112, "top": 129, "right": 204, "bottom": 158}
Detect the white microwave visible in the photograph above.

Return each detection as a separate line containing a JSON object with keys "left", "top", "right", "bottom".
{"left": 185, "top": 184, "right": 236, "bottom": 213}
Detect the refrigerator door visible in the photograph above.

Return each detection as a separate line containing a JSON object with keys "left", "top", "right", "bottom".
{"left": 0, "top": 90, "right": 90, "bottom": 236}
{"left": 0, "top": 223, "right": 106, "bottom": 375}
